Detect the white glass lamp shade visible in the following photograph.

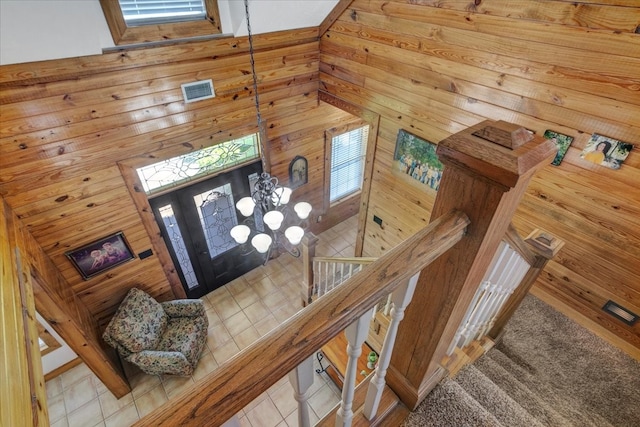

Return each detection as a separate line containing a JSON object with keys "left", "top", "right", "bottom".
{"left": 285, "top": 226, "right": 304, "bottom": 246}
{"left": 251, "top": 234, "right": 272, "bottom": 253}
{"left": 263, "top": 210, "right": 284, "bottom": 231}
{"left": 271, "top": 187, "right": 292, "bottom": 206}
{"left": 236, "top": 197, "right": 256, "bottom": 217}
{"left": 230, "top": 225, "right": 251, "bottom": 244}
{"left": 294, "top": 202, "right": 312, "bottom": 219}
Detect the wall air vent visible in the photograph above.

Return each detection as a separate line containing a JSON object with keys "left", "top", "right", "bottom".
{"left": 181, "top": 79, "right": 215, "bottom": 103}
{"left": 602, "top": 300, "right": 638, "bottom": 326}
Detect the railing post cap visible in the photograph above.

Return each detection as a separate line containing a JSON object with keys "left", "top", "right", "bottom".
{"left": 525, "top": 228, "right": 565, "bottom": 259}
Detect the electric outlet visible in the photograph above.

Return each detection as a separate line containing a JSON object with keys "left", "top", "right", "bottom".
{"left": 317, "top": 215, "right": 323, "bottom": 222}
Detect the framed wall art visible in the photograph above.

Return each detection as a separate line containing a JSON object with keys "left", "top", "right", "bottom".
{"left": 65, "top": 232, "right": 135, "bottom": 280}
{"left": 289, "top": 155, "right": 308, "bottom": 188}
{"left": 544, "top": 129, "right": 574, "bottom": 166}
{"left": 580, "top": 133, "right": 633, "bottom": 170}
{"left": 393, "top": 129, "right": 444, "bottom": 191}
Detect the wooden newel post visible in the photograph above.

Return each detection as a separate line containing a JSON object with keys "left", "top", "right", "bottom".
{"left": 385, "top": 120, "right": 557, "bottom": 409}
{"left": 301, "top": 232, "right": 319, "bottom": 307}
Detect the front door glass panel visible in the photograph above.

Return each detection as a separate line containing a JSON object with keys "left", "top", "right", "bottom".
{"left": 193, "top": 183, "right": 239, "bottom": 258}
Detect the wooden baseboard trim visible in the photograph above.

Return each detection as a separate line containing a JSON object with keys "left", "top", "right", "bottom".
{"left": 44, "top": 358, "right": 82, "bottom": 382}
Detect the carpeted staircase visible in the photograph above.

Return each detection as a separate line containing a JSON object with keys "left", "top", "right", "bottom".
{"left": 403, "top": 295, "right": 640, "bottom": 427}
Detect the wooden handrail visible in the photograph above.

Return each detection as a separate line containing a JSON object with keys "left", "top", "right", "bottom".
{"left": 503, "top": 223, "right": 538, "bottom": 266}
{"left": 135, "top": 210, "right": 470, "bottom": 427}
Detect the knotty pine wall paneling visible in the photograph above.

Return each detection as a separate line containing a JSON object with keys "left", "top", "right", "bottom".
{"left": 320, "top": 0, "right": 640, "bottom": 356}
{"left": 1, "top": 199, "right": 48, "bottom": 426}
{"left": 0, "top": 29, "right": 357, "bottom": 334}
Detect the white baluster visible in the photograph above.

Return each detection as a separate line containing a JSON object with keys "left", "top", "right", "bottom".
{"left": 325, "top": 261, "right": 330, "bottom": 296}
{"left": 313, "top": 261, "right": 322, "bottom": 297}
{"left": 456, "top": 242, "right": 510, "bottom": 349}
{"left": 481, "top": 254, "right": 529, "bottom": 336}
{"left": 451, "top": 281, "right": 490, "bottom": 351}
{"left": 289, "top": 355, "right": 314, "bottom": 427}
{"left": 364, "top": 273, "right": 420, "bottom": 420}
{"left": 383, "top": 293, "right": 392, "bottom": 316}
{"left": 472, "top": 249, "right": 519, "bottom": 341}
{"left": 336, "top": 309, "right": 374, "bottom": 427}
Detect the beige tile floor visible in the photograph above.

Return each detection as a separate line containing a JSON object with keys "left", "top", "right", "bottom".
{"left": 46, "top": 216, "right": 359, "bottom": 427}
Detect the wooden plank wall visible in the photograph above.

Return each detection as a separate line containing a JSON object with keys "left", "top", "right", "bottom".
{"left": 319, "top": 0, "right": 640, "bottom": 356}
{"left": 1, "top": 199, "right": 48, "bottom": 426}
{"left": 0, "top": 28, "right": 357, "bottom": 337}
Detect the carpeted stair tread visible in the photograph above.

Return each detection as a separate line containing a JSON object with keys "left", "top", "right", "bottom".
{"left": 407, "top": 295, "right": 640, "bottom": 427}
{"left": 483, "top": 347, "right": 608, "bottom": 426}
{"left": 403, "top": 377, "right": 503, "bottom": 427}
{"left": 453, "top": 364, "right": 545, "bottom": 427}
{"left": 493, "top": 295, "right": 639, "bottom": 426}
{"left": 473, "top": 352, "right": 572, "bottom": 426}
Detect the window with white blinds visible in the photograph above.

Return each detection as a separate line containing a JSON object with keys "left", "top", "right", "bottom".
{"left": 119, "top": 0, "right": 206, "bottom": 25}
{"left": 330, "top": 126, "right": 369, "bottom": 202}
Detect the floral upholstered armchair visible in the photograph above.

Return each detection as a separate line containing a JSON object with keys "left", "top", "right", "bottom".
{"left": 103, "top": 288, "right": 208, "bottom": 376}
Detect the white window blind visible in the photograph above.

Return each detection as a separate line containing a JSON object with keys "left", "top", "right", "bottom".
{"left": 119, "top": 0, "right": 206, "bottom": 25}
{"left": 330, "top": 126, "right": 369, "bottom": 202}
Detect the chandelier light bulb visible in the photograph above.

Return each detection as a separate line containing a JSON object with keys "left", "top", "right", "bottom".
{"left": 263, "top": 210, "right": 284, "bottom": 230}
{"left": 271, "top": 186, "right": 292, "bottom": 206}
{"left": 230, "top": 225, "right": 251, "bottom": 244}
{"left": 285, "top": 226, "right": 304, "bottom": 246}
{"left": 236, "top": 197, "right": 256, "bottom": 217}
{"left": 251, "top": 234, "right": 272, "bottom": 253}
{"left": 294, "top": 202, "right": 312, "bottom": 219}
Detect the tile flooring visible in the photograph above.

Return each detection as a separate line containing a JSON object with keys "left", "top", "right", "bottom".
{"left": 46, "top": 216, "right": 359, "bottom": 427}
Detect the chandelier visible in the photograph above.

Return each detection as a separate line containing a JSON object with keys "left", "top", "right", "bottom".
{"left": 229, "top": 0, "right": 312, "bottom": 261}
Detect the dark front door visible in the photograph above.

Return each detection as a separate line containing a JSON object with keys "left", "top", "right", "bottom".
{"left": 150, "top": 161, "right": 263, "bottom": 298}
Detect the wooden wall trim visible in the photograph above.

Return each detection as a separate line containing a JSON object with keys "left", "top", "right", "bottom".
{"left": 117, "top": 161, "right": 186, "bottom": 300}
{"left": 318, "top": 91, "right": 380, "bottom": 256}
{"left": 99, "top": 0, "right": 222, "bottom": 45}
{"left": 319, "top": 0, "right": 355, "bottom": 37}
{"left": 1, "top": 199, "right": 48, "bottom": 426}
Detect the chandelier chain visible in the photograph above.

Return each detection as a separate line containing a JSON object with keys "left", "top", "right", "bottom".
{"left": 244, "top": 0, "right": 268, "bottom": 171}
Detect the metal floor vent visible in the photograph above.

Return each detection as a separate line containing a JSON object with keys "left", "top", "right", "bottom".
{"left": 602, "top": 300, "right": 638, "bottom": 325}
{"left": 181, "top": 79, "right": 215, "bottom": 103}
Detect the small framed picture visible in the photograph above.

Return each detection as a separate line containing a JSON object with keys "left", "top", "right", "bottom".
{"left": 580, "top": 133, "right": 633, "bottom": 170}
{"left": 289, "top": 155, "right": 308, "bottom": 189}
{"left": 65, "top": 232, "right": 135, "bottom": 280}
{"left": 544, "top": 130, "right": 574, "bottom": 166}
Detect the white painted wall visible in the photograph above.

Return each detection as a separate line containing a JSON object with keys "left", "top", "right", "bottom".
{"left": 37, "top": 312, "right": 78, "bottom": 376}
{"left": 0, "top": 0, "right": 113, "bottom": 65}
{"left": 0, "top": 0, "right": 338, "bottom": 65}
